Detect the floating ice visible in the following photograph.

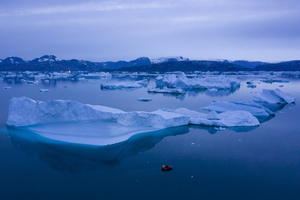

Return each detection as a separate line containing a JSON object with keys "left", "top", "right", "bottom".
{"left": 148, "top": 87, "right": 186, "bottom": 94}
{"left": 101, "top": 81, "right": 142, "bottom": 89}
{"left": 40, "top": 89, "right": 49, "bottom": 92}
{"left": 253, "top": 88, "right": 296, "bottom": 104}
{"left": 203, "top": 100, "right": 274, "bottom": 118}
{"left": 4, "top": 87, "right": 11, "bottom": 89}
{"left": 7, "top": 97, "right": 260, "bottom": 129}
{"left": 162, "top": 108, "right": 260, "bottom": 127}
{"left": 155, "top": 72, "right": 240, "bottom": 90}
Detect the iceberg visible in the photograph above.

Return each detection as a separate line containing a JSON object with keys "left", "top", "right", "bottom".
{"left": 40, "top": 89, "right": 49, "bottom": 92}
{"left": 101, "top": 82, "right": 142, "bottom": 89}
{"left": 161, "top": 108, "right": 260, "bottom": 127}
{"left": 155, "top": 72, "right": 240, "bottom": 90}
{"left": 253, "top": 89, "right": 296, "bottom": 104}
{"left": 7, "top": 97, "right": 260, "bottom": 130}
{"left": 203, "top": 100, "right": 274, "bottom": 118}
{"left": 148, "top": 87, "right": 186, "bottom": 94}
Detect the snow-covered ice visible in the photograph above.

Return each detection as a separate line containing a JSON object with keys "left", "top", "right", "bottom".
{"left": 7, "top": 97, "right": 261, "bottom": 129}
{"left": 155, "top": 72, "right": 240, "bottom": 90}
{"left": 148, "top": 87, "right": 186, "bottom": 94}
{"left": 253, "top": 89, "right": 296, "bottom": 104}
{"left": 203, "top": 100, "right": 274, "bottom": 118}
{"left": 101, "top": 82, "right": 142, "bottom": 89}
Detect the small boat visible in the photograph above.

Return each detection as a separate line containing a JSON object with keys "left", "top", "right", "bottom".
{"left": 161, "top": 165, "right": 173, "bottom": 171}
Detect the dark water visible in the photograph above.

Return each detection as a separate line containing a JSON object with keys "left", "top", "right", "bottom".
{"left": 0, "top": 75, "right": 300, "bottom": 200}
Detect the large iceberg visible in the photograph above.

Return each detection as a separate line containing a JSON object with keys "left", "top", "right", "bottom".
{"left": 155, "top": 72, "right": 240, "bottom": 90}
{"left": 202, "top": 100, "right": 275, "bottom": 118}
{"left": 253, "top": 89, "right": 296, "bottom": 104}
{"left": 7, "top": 97, "right": 260, "bottom": 129}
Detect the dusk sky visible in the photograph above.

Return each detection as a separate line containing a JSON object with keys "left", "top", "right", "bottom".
{"left": 1, "top": 0, "right": 299, "bottom": 62}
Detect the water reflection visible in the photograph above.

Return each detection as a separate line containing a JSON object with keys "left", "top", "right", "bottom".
{"left": 7, "top": 126, "right": 189, "bottom": 172}
{"left": 7, "top": 121, "right": 266, "bottom": 173}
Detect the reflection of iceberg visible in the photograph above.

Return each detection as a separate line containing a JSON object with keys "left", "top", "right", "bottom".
{"left": 7, "top": 126, "right": 189, "bottom": 172}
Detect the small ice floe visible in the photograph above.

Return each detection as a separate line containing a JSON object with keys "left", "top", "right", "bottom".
{"left": 101, "top": 81, "right": 143, "bottom": 89}
{"left": 137, "top": 98, "right": 153, "bottom": 102}
{"left": 279, "top": 85, "right": 284, "bottom": 87}
{"left": 261, "top": 79, "right": 290, "bottom": 84}
{"left": 253, "top": 88, "right": 296, "bottom": 104}
{"left": 44, "top": 80, "right": 50, "bottom": 83}
{"left": 3, "top": 87, "right": 11, "bottom": 89}
{"left": 40, "top": 89, "right": 49, "bottom": 92}
{"left": 27, "top": 80, "right": 39, "bottom": 85}
{"left": 208, "top": 88, "right": 218, "bottom": 92}
{"left": 148, "top": 87, "right": 186, "bottom": 94}
{"left": 214, "top": 127, "right": 226, "bottom": 131}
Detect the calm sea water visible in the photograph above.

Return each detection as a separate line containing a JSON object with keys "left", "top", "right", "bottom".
{"left": 0, "top": 74, "right": 300, "bottom": 200}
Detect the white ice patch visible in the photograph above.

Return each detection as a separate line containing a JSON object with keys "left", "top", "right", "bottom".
{"left": 253, "top": 89, "right": 296, "bottom": 104}
{"left": 101, "top": 80, "right": 146, "bottom": 89}
{"left": 155, "top": 72, "right": 240, "bottom": 90}
{"left": 148, "top": 87, "right": 185, "bottom": 94}
{"left": 203, "top": 100, "right": 274, "bottom": 117}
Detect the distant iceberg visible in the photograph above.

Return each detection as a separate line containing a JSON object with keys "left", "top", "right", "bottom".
{"left": 100, "top": 79, "right": 148, "bottom": 89}
{"left": 155, "top": 72, "right": 240, "bottom": 90}
{"left": 253, "top": 89, "right": 296, "bottom": 104}
{"left": 148, "top": 87, "right": 186, "bottom": 94}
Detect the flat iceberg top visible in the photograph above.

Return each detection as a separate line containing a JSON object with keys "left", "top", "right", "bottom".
{"left": 7, "top": 97, "right": 260, "bottom": 129}
{"left": 203, "top": 100, "right": 274, "bottom": 117}
{"left": 155, "top": 72, "right": 240, "bottom": 90}
{"left": 253, "top": 88, "right": 296, "bottom": 104}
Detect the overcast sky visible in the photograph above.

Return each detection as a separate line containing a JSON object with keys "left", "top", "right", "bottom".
{"left": 1, "top": 0, "right": 299, "bottom": 62}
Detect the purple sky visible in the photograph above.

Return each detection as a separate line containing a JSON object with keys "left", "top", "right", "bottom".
{"left": 1, "top": 0, "right": 299, "bottom": 62}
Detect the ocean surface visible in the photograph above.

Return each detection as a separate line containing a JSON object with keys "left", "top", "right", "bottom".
{"left": 0, "top": 73, "right": 300, "bottom": 200}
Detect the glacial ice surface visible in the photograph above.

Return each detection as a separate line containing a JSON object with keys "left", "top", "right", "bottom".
{"left": 155, "top": 72, "right": 240, "bottom": 90}
{"left": 7, "top": 97, "right": 260, "bottom": 129}
{"left": 253, "top": 89, "right": 296, "bottom": 104}
{"left": 203, "top": 100, "right": 275, "bottom": 117}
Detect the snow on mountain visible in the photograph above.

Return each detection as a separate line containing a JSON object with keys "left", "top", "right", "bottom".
{"left": 151, "top": 56, "right": 189, "bottom": 64}
{"left": 30, "top": 55, "right": 63, "bottom": 63}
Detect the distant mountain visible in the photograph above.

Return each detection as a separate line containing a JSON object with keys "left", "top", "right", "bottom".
{"left": 111, "top": 61, "right": 249, "bottom": 72}
{"left": 1, "top": 57, "right": 26, "bottom": 65}
{"left": 254, "top": 60, "right": 300, "bottom": 71}
{"left": 0, "top": 55, "right": 299, "bottom": 72}
{"left": 30, "top": 55, "right": 62, "bottom": 63}
{"left": 231, "top": 60, "right": 269, "bottom": 68}
{"left": 151, "top": 56, "right": 189, "bottom": 64}
{"left": 100, "top": 57, "right": 151, "bottom": 69}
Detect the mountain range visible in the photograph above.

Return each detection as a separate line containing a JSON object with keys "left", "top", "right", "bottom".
{"left": 0, "top": 55, "right": 299, "bottom": 72}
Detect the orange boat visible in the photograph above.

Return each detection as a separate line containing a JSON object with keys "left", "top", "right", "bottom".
{"left": 161, "top": 165, "right": 173, "bottom": 171}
